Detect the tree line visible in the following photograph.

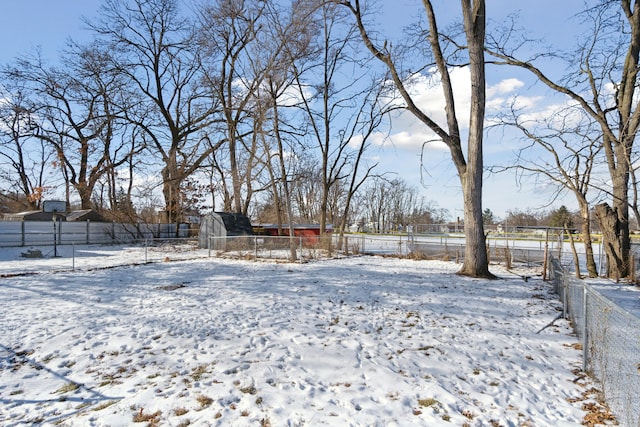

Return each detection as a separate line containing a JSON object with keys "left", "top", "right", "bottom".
{"left": 0, "top": 0, "right": 389, "bottom": 241}
{"left": 1, "top": 0, "right": 639, "bottom": 279}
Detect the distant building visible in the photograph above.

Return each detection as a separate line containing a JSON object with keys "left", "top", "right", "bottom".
{"left": 3, "top": 209, "right": 105, "bottom": 222}
{"left": 254, "top": 223, "right": 332, "bottom": 246}
{"left": 3, "top": 210, "right": 66, "bottom": 221}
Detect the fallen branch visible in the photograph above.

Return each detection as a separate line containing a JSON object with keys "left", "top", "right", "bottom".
{"left": 536, "top": 314, "right": 564, "bottom": 334}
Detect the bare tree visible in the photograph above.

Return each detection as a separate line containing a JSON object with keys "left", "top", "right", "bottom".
{"left": 252, "top": 0, "right": 387, "bottom": 253}
{"left": 256, "top": 0, "right": 322, "bottom": 258}
{"left": 334, "top": 79, "right": 387, "bottom": 246}
{"left": 503, "top": 209, "right": 541, "bottom": 228}
{"left": 94, "top": 122, "right": 148, "bottom": 220}
{"left": 89, "top": 0, "right": 221, "bottom": 225}
{"left": 198, "top": 0, "right": 275, "bottom": 215}
{"left": 265, "top": 76, "right": 301, "bottom": 259}
{"left": 289, "top": 160, "right": 323, "bottom": 223}
{"left": 492, "top": 102, "right": 601, "bottom": 277}
{"left": 487, "top": 1, "right": 640, "bottom": 279}
{"left": 341, "top": 0, "right": 493, "bottom": 277}
{"left": 359, "top": 177, "right": 389, "bottom": 233}
{"left": 0, "top": 82, "right": 52, "bottom": 210}
{"left": 290, "top": 1, "right": 375, "bottom": 235}
{"left": 355, "top": 177, "right": 432, "bottom": 233}
{"left": 2, "top": 43, "right": 132, "bottom": 210}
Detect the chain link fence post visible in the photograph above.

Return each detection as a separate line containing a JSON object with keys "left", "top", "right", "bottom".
{"left": 582, "top": 285, "right": 588, "bottom": 373}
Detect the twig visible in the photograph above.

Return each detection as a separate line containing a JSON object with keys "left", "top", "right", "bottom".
{"left": 536, "top": 313, "right": 564, "bottom": 334}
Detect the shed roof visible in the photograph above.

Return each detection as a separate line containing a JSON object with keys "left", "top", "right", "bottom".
{"left": 65, "top": 210, "right": 105, "bottom": 222}
{"left": 3, "top": 211, "right": 66, "bottom": 221}
{"left": 208, "top": 212, "right": 253, "bottom": 236}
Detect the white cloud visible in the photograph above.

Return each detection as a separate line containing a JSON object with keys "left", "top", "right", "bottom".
{"left": 276, "top": 83, "right": 312, "bottom": 108}
{"left": 376, "top": 68, "right": 531, "bottom": 153}
{"left": 487, "top": 78, "right": 524, "bottom": 97}
{"left": 387, "top": 130, "right": 448, "bottom": 151}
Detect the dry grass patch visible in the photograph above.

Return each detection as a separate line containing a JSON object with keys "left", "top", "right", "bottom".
{"left": 581, "top": 402, "right": 617, "bottom": 426}
{"left": 462, "top": 409, "right": 475, "bottom": 420}
{"left": 190, "top": 364, "right": 209, "bottom": 381}
{"left": 564, "top": 342, "right": 583, "bottom": 351}
{"left": 418, "top": 397, "right": 439, "bottom": 408}
{"left": 54, "top": 382, "right": 79, "bottom": 394}
{"left": 75, "top": 402, "right": 92, "bottom": 411}
{"left": 196, "top": 394, "right": 213, "bottom": 409}
{"left": 174, "top": 407, "right": 189, "bottom": 416}
{"left": 240, "top": 385, "right": 257, "bottom": 395}
{"left": 415, "top": 397, "right": 451, "bottom": 421}
{"left": 132, "top": 408, "right": 162, "bottom": 425}
{"left": 94, "top": 400, "right": 118, "bottom": 411}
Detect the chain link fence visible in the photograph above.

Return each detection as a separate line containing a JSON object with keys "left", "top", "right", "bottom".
{"left": 0, "top": 235, "right": 342, "bottom": 276}
{"left": 2, "top": 230, "right": 565, "bottom": 276}
{"left": 405, "top": 235, "right": 548, "bottom": 266}
{"left": 208, "top": 233, "right": 550, "bottom": 266}
{"left": 206, "top": 235, "right": 336, "bottom": 262}
{"left": 548, "top": 255, "right": 640, "bottom": 427}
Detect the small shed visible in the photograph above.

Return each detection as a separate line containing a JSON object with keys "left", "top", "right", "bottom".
{"left": 198, "top": 212, "right": 253, "bottom": 249}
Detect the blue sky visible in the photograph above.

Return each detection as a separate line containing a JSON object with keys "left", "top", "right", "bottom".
{"left": 0, "top": 1, "right": 586, "bottom": 220}
{"left": 367, "top": 1, "right": 586, "bottom": 219}
{"left": 0, "top": 1, "right": 102, "bottom": 62}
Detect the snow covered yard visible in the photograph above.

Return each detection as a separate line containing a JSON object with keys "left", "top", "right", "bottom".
{"left": 0, "top": 255, "right": 598, "bottom": 426}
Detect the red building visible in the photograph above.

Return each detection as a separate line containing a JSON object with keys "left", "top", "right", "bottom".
{"left": 253, "top": 224, "right": 333, "bottom": 246}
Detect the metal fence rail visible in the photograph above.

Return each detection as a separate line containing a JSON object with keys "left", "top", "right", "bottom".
{"left": 548, "top": 255, "right": 640, "bottom": 427}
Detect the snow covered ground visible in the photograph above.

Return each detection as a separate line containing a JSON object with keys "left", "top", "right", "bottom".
{"left": 0, "top": 247, "right": 604, "bottom": 426}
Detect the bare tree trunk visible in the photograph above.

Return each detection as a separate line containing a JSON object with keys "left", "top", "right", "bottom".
{"left": 565, "top": 225, "right": 582, "bottom": 279}
{"left": 161, "top": 152, "right": 183, "bottom": 236}
{"left": 458, "top": 0, "right": 491, "bottom": 277}
{"left": 595, "top": 202, "right": 627, "bottom": 280}
{"left": 228, "top": 131, "right": 243, "bottom": 214}
{"left": 596, "top": 129, "right": 632, "bottom": 278}
{"left": 269, "top": 83, "right": 297, "bottom": 261}
{"left": 264, "top": 153, "right": 284, "bottom": 232}
{"left": 579, "top": 202, "right": 598, "bottom": 277}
